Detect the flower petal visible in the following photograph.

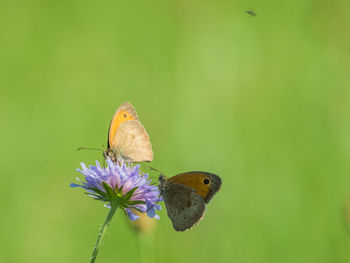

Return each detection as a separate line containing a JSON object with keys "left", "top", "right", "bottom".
{"left": 126, "top": 209, "right": 140, "bottom": 221}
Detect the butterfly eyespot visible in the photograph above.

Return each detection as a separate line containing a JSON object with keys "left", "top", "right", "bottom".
{"left": 194, "top": 202, "right": 197, "bottom": 205}
{"left": 203, "top": 178, "right": 210, "bottom": 184}
{"left": 123, "top": 114, "right": 127, "bottom": 118}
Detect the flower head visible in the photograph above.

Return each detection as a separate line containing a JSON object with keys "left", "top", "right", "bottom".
{"left": 71, "top": 159, "right": 161, "bottom": 220}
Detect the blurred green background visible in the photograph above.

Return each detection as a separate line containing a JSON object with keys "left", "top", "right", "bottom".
{"left": 1, "top": 0, "right": 350, "bottom": 262}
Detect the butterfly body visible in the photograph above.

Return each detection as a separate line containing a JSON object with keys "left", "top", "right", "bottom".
{"left": 103, "top": 102, "right": 153, "bottom": 163}
{"left": 159, "top": 172, "right": 222, "bottom": 231}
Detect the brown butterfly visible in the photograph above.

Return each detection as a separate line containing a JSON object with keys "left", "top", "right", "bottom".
{"left": 159, "top": 172, "right": 222, "bottom": 231}
{"left": 103, "top": 102, "right": 153, "bottom": 163}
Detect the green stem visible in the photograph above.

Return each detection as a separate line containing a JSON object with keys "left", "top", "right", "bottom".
{"left": 90, "top": 201, "right": 119, "bottom": 263}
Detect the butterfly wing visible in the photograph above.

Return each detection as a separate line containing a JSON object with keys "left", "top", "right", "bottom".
{"left": 168, "top": 172, "right": 222, "bottom": 203}
{"left": 107, "top": 102, "right": 139, "bottom": 148}
{"left": 111, "top": 120, "right": 153, "bottom": 162}
{"left": 162, "top": 182, "right": 206, "bottom": 231}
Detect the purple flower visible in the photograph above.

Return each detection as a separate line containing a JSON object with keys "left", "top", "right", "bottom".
{"left": 71, "top": 159, "right": 161, "bottom": 221}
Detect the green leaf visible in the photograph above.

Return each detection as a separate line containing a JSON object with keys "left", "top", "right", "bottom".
{"left": 122, "top": 187, "right": 138, "bottom": 201}
{"left": 85, "top": 192, "right": 110, "bottom": 202}
{"left": 102, "top": 182, "right": 115, "bottom": 198}
{"left": 121, "top": 208, "right": 128, "bottom": 216}
{"left": 117, "top": 184, "right": 123, "bottom": 195}
{"left": 87, "top": 187, "right": 107, "bottom": 198}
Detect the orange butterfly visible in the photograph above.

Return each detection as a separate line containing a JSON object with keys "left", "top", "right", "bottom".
{"left": 103, "top": 102, "right": 153, "bottom": 163}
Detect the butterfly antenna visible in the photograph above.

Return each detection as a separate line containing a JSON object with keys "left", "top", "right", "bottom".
{"left": 148, "top": 166, "right": 166, "bottom": 176}
{"left": 140, "top": 165, "right": 166, "bottom": 182}
{"left": 77, "top": 147, "right": 104, "bottom": 152}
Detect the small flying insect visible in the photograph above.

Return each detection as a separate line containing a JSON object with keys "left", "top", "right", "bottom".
{"left": 245, "top": 10, "right": 257, "bottom": 16}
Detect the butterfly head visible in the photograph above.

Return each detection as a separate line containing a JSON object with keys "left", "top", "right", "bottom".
{"left": 103, "top": 148, "right": 122, "bottom": 163}
{"left": 158, "top": 175, "right": 168, "bottom": 195}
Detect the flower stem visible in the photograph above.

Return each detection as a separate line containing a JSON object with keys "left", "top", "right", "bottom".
{"left": 90, "top": 201, "right": 119, "bottom": 263}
